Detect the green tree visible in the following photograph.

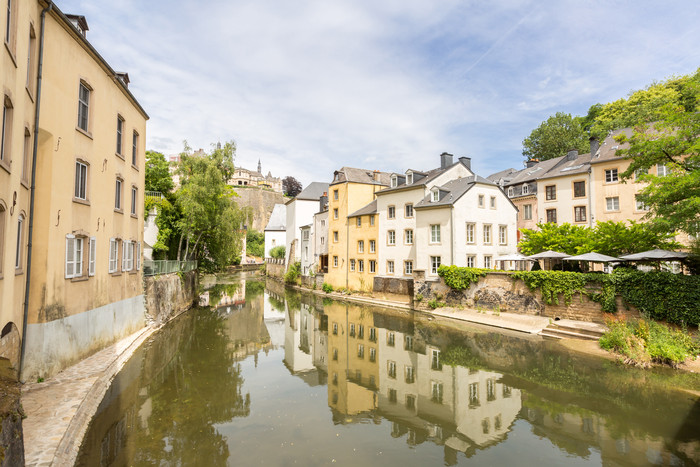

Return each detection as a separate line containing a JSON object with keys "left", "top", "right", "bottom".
{"left": 145, "top": 150, "right": 175, "bottom": 193}
{"left": 586, "top": 221, "right": 680, "bottom": 257}
{"left": 522, "top": 112, "right": 589, "bottom": 161}
{"left": 246, "top": 229, "right": 265, "bottom": 258}
{"left": 518, "top": 223, "right": 592, "bottom": 255}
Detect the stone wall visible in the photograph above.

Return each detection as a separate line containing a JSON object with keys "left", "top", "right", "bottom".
{"left": 301, "top": 273, "right": 325, "bottom": 290}
{"left": 266, "top": 260, "right": 286, "bottom": 279}
{"left": 0, "top": 371, "right": 24, "bottom": 467}
{"left": 373, "top": 276, "right": 414, "bottom": 302}
{"left": 413, "top": 271, "right": 638, "bottom": 323}
{"left": 0, "top": 324, "right": 20, "bottom": 372}
{"left": 233, "top": 187, "right": 286, "bottom": 232}
{"left": 144, "top": 270, "right": 198, "bottom": 327}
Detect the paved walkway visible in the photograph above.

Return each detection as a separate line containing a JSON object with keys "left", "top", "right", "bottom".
{"left": 21, "top": 327, "right": 155, "bottom": 467}
{"left": 429, "top": 307, "right": 551, "bottom": 334}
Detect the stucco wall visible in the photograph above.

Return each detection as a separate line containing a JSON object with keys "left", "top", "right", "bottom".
{"left": 144, "top": 270, "right": 198, "bottom": 327}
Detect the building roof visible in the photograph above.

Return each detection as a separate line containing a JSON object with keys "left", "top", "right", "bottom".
{"left": 376, "top": 158, "right": 473, "bottom": 196}
{"left": 264, "top": 204, "right": 286, "bottom": 231}
{"left": 486, "top": 167, "right": 519, "bottom": 185}
{"left": 538, "top": 152, "right": 592, "bottom": 180}
{"left": 590, "top": 129, "right": 632, "bottom": 164}
{"left": 288, "top": 182, "right": 329, "bottom": 203}
{"left": 330, "top": 167, "right": 392, "bottom": 186}
{"left": 413, "top": 175, "right": 495, "bottom": 209}
{"left": 347, "top": 200, "right": 377, "bottom": 218}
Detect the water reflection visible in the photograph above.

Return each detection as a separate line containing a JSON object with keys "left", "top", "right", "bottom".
{"left": 77, "top": 275, "right": 700, "bottom": 466}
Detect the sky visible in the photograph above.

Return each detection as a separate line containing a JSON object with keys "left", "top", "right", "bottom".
{"left": 58, "top": 0, "right": 700, "bottom": 186}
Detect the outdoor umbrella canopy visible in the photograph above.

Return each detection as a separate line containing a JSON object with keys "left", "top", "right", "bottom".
{"left": 495, "top": 253, "right": 533, "bottom": 261}
{"left": 618, "top": 249, "right": 689, "bottom": 261}
{"left": 526, "top": 250, "right": 570, "bottom": 259}
{"left": 564, "top": 252, "right": 620, "bottom": 262}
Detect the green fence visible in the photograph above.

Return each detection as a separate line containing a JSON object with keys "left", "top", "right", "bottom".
{"left": 143, "top": 260, "right": 197, "bottom": 276}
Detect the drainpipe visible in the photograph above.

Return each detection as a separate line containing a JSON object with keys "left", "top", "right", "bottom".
{"left": 20, "top": 0, "right": 53, "bottom": 381}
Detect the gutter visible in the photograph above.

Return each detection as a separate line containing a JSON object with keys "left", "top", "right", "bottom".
{"left": 20, "top": 0, "right": 53, "bottom": 381}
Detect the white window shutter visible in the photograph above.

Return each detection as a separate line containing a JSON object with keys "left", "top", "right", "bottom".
{"left": 89, "top": 237, "right": 96, "bottom": 276}
{"left": 122, "top": 240, "right": 127, "bottom": 271}
{"left": 136, "top": 242, "right": 141, "bottom": 270}
{"left": 65, "top": 235, "right": 75, "bottom": 278}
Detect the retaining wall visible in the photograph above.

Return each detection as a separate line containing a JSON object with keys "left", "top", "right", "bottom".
{"left": 144, "top": 270, "right": 199, "bottom": 327}
{"left": 266, "top": 261, "right": 286, "bottom": 279}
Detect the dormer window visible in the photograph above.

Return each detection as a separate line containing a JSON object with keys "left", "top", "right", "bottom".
{"left": 431, "top": 188, "right": 440, "bottom": 202}
{"left": 406, "top": 171, "right": 413, "bottom": 185}
{"left": 522, "top": 184, "right": 529, "bottom": 195}
{"left": 390, "top": 175, "right": 398, "bottom": 188}
{"left": 507, "top": 187, "right": 514, "bottom": 197}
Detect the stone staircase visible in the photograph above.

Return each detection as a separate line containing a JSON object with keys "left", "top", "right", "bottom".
{"left": 539, "top": 319, "right": 607, "bottom": 341}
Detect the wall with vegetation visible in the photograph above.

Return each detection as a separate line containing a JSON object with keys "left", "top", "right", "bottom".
{"left": 144, "top": 271, "right": 198, "bottom": 327}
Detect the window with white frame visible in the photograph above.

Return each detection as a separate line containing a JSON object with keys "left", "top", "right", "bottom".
{"left": 88, "top": 237, "right": 96, "bottom": 276}
{"left": 406, "top": 171, "right": 413, "bottom": 184}
{"left": 490, "top": 196, "right": 496, "bottom": 209}
{"left": 358, "top": 240, "right": 364, "bottom": 253}
{"left": 405, "top": 366, "right": 415, "bottom": 383}
{"left": 606, "top": 197, "right": 620, "bottom": 211}
{"left": 136, "top": 241, "right": 141, "bottom": 270}
{"left": 522, "top": 184, "right": 529, "bottom": 194}
{"left": 132, "top": 131, "right": 139, "bottom": 166}
{"left": 369, "top": 239, "right": 376, "bottom": 253}
{"left": 358, "top": 259, "right": 364, "bottom": 272}
{"left": 466, "top": 223, "right": 475, "bottom": 243}
{"left": 333, "top": 208, "right": 338, "bottom": 219}
{"left": 356, "top": 217, "right": 361, "bottom": 227}
{"left": 65, "top": 235, "right": 84, "bottom": 279}
{"left": 523, "top": 204, "right": 532, "bottom": 220}
{"left": 405, "top": 203, "right": 413, "bottom": 218}
{"left": 634, "top": 168, "right": 647, "bottom": 180}
{"left": 388, "top": 205, "right": 395, "bottom": 219}
{"left": 333, "top": 255, "right": 338, "bottom": 267}
{"left": 369, "top": 260, "right": 376, "bottom": 273}
{"left": 370, "top": 215, "right": 375, "bottom": 226}
{"left": 507, "top": 187, "right": 514, "bottom": 197}
{"left": 77, "top": 82, "right": 90, "bottom": 132}
{"left": 431, "top": 188, "right": 439, "bottom": 202}
{"left": 131, "top": 186, "right": 137, "bottom": 215}
{"left": 333, "top": 189, "right": 338, "bottom": 200}
{"left": 109, "top": 238, "right": 119, "bottom": 273}
{"left": 431, "top": 381, "right": 443, "bottom": 404}
{"left": 498, "top": 225, "right": 507, "bottom": 245}
{"left": 431, "top": 349, "right": 442, "bottom": 370}
{"left": 350, "top": 259, "right": 355, "bottom": 271}
{"left": 15, "top": 213, "right": 24, "bottom": 270}
{"left": 387, "top": 260, "right": 394, "bottom": 274}
{"left": 484, "top": 255, "right": 492, "bottom": 269}
{"left": 387, "top": 331, "right": 395, "bottom": 346}
{"left": 390, "top": 175, "right": 397, "bottom": 188}
{"left": 333, "top": 231, "right": 338, "bottom": 242}
{"left": 387, "top": 230, "right": 395, "bottom": 245}
{"left": 430, "top": 224, "right": 440, "bottom": 243}
{"left": 657, "top": 164, "right": 668, "bottom": 176}
{"left": 388, "top": 361, "right": 397, "bottom": 378}
{"left": 404, "top": 260, "right": 413, "bottom": 275}
{"left": 405, "top": 229, "right": 413, "bottom": 244}
{"left": 116, "top": 115, "right": 124, "bottom": 155}
{"left": 1, "top": 96, "right": 12, "bottom": 167}
{"left": 605, "top": 168, "right": 618, "bottom": 183}
{"left": 75, "top": 161, "right": 88, "bottom": 200}
{"left": 115, "top": 178, "right": 123, "bottom": 210}
{"left": 635, "top": 195, "right": 649, "bottom": 211}
{"left": 483, "top": 224, "right": 491, "bottom": 244}
{"left": 430, "top": 256, "right": 441, "bottom": 274}
{"left": 478, "top": 194, "right": 484, "bottom": 208}
{"left": 466, "top": 255, "right": 475, "bottom": 267}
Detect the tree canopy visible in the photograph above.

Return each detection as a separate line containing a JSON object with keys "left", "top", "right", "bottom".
{"left": 522, "top": 112, "right": 590, "bottom": 161}
{"left": 145, "top": 150, "right": 174, "bottom": 193}
{"left": 282, "top": 176, "right": 303, "bottom": 197}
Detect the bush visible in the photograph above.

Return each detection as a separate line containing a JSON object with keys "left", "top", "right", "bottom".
{"left": 284, "top": 262, "right": 301, "bottom": 284}
{"left": 322, "top": 283, "right": 333, "bottom": 293}
{"left": 428, "top": 298, "right": 446, "bottom": 309}
{"left": 269, "top": 245, "right": 286, "bottom": 259}
{"left": 437, "top": 265, "right": 487, "bottom": 290}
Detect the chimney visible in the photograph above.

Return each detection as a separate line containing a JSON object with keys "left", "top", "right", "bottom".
{"left": 526, "top": 159, "right": 537, "bottom": 168}
{"left": 373, "top": 170, "right": 380, "bottom": 182}
{"left": 320, "top": 192, "right": 328, "bottom": 211}
{"left": 566, "top": 149, "right": 578, "bottom": 161}
{"left": 440, "top": 152, "right": 453, "bottom": 169}
{"left": 458, "top": 156, "right": 471, "bottom": 170}
{"left": 589, "top": 137, "right": 599, "bottom": 156}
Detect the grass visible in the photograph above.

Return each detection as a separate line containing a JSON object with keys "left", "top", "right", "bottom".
{"left": 599, "top": 317, "right": 699, "bottom": 368}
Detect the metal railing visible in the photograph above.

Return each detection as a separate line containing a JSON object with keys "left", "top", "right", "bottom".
{"left": 145, "top": 191, "right": 164, "bottom": 203}
{"left": 143, "top": 260, "right": 197, "bottom": 276}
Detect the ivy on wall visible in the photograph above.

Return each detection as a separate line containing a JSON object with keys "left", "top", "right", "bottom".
{"left": 437, "top": 265, "right": 487, "bottom": 290}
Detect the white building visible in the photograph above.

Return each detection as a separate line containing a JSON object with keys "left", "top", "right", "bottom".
{"left": 376, "top": 153, "right": 474, "bottom": 277}
{"left": 313, "top": 206, "right": 329, "bottom": 273}
{"left": 264, "top": 204, "right": 286, "bottom": 258}
{"left": 285, "top": 182, "right": 329, "bottom": 266}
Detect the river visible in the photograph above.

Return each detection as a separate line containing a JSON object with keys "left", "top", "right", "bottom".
{"left": 76, "top": 272, "right": 700, "bottom": 466}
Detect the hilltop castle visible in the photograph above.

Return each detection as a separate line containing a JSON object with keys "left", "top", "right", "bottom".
{"left": 229, "top": 159, "right": 283, "bottom": 192}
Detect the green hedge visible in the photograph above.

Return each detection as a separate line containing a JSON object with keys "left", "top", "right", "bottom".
{"left": 437, "top": 265, "right": 488, "bottom": 290}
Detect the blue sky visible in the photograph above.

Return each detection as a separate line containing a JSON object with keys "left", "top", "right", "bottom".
{"left": 58, "top": 0, "right": 700, "bottom": 185}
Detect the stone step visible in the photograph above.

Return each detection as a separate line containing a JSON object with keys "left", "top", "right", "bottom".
{"left": 540, "top": 326, "right": 601, "bottom": 341}
{"left": 549, "top": 323, "right": 605, "bottom": 338}
{"left": 540, "top": 331, "right": 564, "bottom": 340}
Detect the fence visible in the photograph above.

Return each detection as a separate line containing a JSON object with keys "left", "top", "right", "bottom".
{"left": 145, "top": 191, "right": 164, "bottom": 203}
{"left": 143, "top": 260, "right": 197, "bottom": 276}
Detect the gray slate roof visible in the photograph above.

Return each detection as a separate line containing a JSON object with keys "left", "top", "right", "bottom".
{"left": 590, "top": 129, "right": 632, "bottom": 164}
{"left": 264, "top": 204, "right": 287, "bottom": 231}
{"left": 291, "top": 182, "right": 330, "bottom": 202}
{"left": 414, "top": 175, "right": 495, "bottom": 209}
{"left": 377, "top": 158, "right": 472, "bottom": 195}
{"left": 539, "top": 152, "right": 592, "bottom": 180}
{"left": 330, "top": 167, "right": 392, "bottom": 186}
{"left": 347, "top": 200, "right": 377, "bottom": 218}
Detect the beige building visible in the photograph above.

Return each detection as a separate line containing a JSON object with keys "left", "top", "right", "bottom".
{"left": 1, "top": 2, "right": 148, "bottom": 380}
{"left": 229, "top": 159, "right": 283, "bottom": 192}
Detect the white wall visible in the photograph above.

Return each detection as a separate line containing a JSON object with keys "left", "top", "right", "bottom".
{"left": 264, "top": 230, "right": 285, "bottom": 258}
{"left": 286, "top": 199, "right": 320, "bottom": 264}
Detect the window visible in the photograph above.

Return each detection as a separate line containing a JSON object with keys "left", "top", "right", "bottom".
{"left": 115, "top": 178, "right": 123, "bottom": 210}
{"left": 74, "top": 161, "right": 88, "bottom": 200}
{"left": 478, "top": 194, "right": 484, "bottom": 208}
{"left": 77, "top": 82, "right": 90, "bottom": 132}
{"left": 387, "top": 332, "right": 395, "bottom": 346}
{"left": 1, "top": 96, "right": 12, "bottom": 167}
{"left": 406, "top": 171, "right": 413, "bottom": 184}
{"left": 333, "top": 231, "right": 338, "bottom": 242}
{"left": 350, "top": 259, "right": 355, "bottom": 271}
{"left": 523, "top": 184, "right": 530, "bottom": 194}
{"left": 358, "top": 259, "right": 364, "bottom": 272}
{"left": 122, "top": 241, "right": 134, "bottom": 272}
{"left": 487, "top": 378, "right": 496, "bottom": 401}
{"left": 606, "top": 197, "right": 620, "bottom": 211}
{"left": 431, "top": 381, "right": 443, "bottom": 404}
{"left": 333, "top": 189, "right": 338, "bottom": 200}
{"left": 109, "top": 238, "right": 119, "bottom": 273}
{"left": 15, "top": 213, "right": 24, "bottom": 270}
{"left": 574, "top": 206, "right": 586, "bottom": 222}
{"left": 406, "top": 394, "right": 416, "bottom": 409}
{"left": 405, "top": 204, "right": 413, "bottom": 218}
{"left": 136, "top": 242, "right": 141, "bottom": 270}
{"left": 5, "top": 0, "right": 13, "bottom": 45}
{"left": 132, "top": 131, "right": 139, "bottom": 166}
{"left": 357, "top": 344, "right": 364, "bottom": 358}
{"left": 507, "top": 187, "right": 514, "bottom": 197}
{"left": 545, "top": 185, "right": 556, "bottom": 200}
{"left": 21, "top": 128, "right": 30, "bottom": 183}
{"left": 370, "top": 216, "right": 375, "bottom": 226}
{"left": 387, "top": 230, "right": 395, "bottom": 245}
{"left": 387, "top": 260, "right": 394, "bottom": 274}
{"left": 498, "top": 225, "right": 507, "bottom": 245}
{"left": 483, "top": 224, "right": 491, "bottom": 244}
{"left": 466, "top": 223, "right": 475, "bottom": 243}
{"left": 131, "top": 186, "right": 137, "bottom": 215}
{"left": 65, "top": 235, "right": 84, "bottom": 278}
{"left": 369, "top": 239, "right": 375, "bottom": 253}
{"left": 466, "top": 255, "right": 475, "bottom": 267}
{"left": 369, "top": 327, "right": 376, "bottom": 342}
{"left": 388, "top": 389, "right": 397, "bottom": 403}
{"left": 405, "top": 335, "right": 413, "bottom": 351}
{"left": 333, "top": 208, "right": 338, "bottom": 219}
{"left": 369, "top": 260, "right": 376, "bottom": 273}
{"left": 358, "top": 324, "right": 364, "bottom": 339}
{"left": 333, "top": 255, "right": 338, "bottom": 267}
{"left": 388, "top": 205, "right": 395, "bottom": 219}
{"left": 469, "top": 382, "right": 479, "bottom": 406}
{"left": 88, "top": 237, "right": 96, "bottom": 276}
{"left": 332, "top": 349, "right": 338, "bottom": 361}
{"left": 431, "top": 188, "right": 439, "bottom": 202}
{"left": 388, "top": 361, "right": 397, "bottom": 378}
{"left": 357, "top": 240, "right": 364, "bottom": 253}
{"left": 356, "top": 217, "right": 361, "bottom": 227}
{"left": 546, "top": 208, "right": 557, "bottom": 223}
{"left": 404, "top": 261, "right": 413, "bottom": 275}
{"left": 116, "top": 115, "right": 124, "bottom": 155}
{"left": 484, "top": 255, "right": 492, "bottom": 269}
{"left": 390, "top": 175, "right": 397, "bottom": 188}
{"left": 574, "top": 181, "right": 586, "bottom": 198}
{"left": 405, "top": 229, "right": 413, "bottom": 244}
{"left": 657, "top": 164, "right": 668, "bottom": 177}
{"left": 635, "top": 195, "right": 649, "bottom": 211}
{"left": 523, "top": 204, "right": 532, "bottom": 220}
{"left": 369, "top": 347, "right": 376, "bottom": 362}
{"left": 0, "top": 204, "right": 5, "bottom": 276}
{"left": 490, "top": 196, "right": 496, "bottom": 209}
{"left": 332, "top": 322, "right": 338, "bottom": 335}
{"left": 634, "top": 168, "right": 647, "bottom": 180}
{"left": 430, "top": 225, "right": 440, "bottom": 243}
{"left": 430, "top": 256, "right": 441, "bottom": 274}
{"left": 605, "top": 168, "right": 618, "bottom": 183}
{"left": 405, "top": 366, "right": 415, "bottom": 383}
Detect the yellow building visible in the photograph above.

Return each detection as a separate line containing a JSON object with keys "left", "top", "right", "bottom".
{"left": 326, "top": 167, "right": 389, "bottom": 291}
{"left": 0, "top": 2, "right": 148, "bottom": 380}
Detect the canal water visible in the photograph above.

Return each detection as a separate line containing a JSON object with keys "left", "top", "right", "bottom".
{"left": 76, "top": 273, "right": 700, "bottom": 466}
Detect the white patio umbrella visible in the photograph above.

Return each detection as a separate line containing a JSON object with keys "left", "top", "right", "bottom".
{"left": 495, "top": 253, "right": 533, "bottom": 271}
{"left": 564, "top": 252, "right": 620, "bottom": 262}
{"left": 619, "top": 249, "right": 689, "bottom": 261}
{"left": 526, "top": 250, "right": 570, "bottom": 270}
